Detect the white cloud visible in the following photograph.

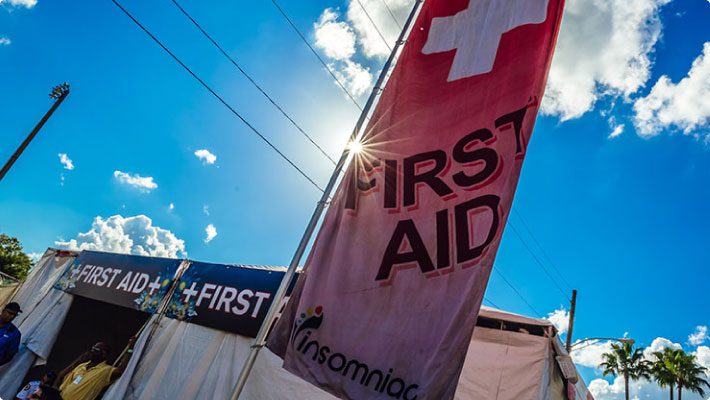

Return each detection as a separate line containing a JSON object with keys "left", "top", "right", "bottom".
{"left": 346, "top": 2, "right": 390, "bottom": 59}
{"left": 578, "top": 336, "right": 708, "bottom": 400}
{"left": 541, "top": 0, "right": 670, "bottom": 120}
{"left": 571, "top": 340, "right": 614, "bottom": 368}
{"left": 589, "top": 374, "right": 707, "bottom": 400}
{"left": 202, "top": 204, "right": 209, "bottom": 216}
{"left": 609, "top": 124, "right": 625, "bottom": 139}
{"left": 695, "top": 346, "right": 710, "bottom": 372}
{"left": 314, "top": 8, "right": 357, "bottom": 61}
{"left": 58, "top": 153, "right": 74, "bottom": 170}
{"left": 0, "top": 37, "right": 10, "bottom": 46}
{"left": 642, "top": 336, "right": 682, "bottom": 360}
{"left": 55, "top": 214, "right": 186, "bottom": 258}
{"left": 311, "top": 1, "right": 413, "bottom": 98}
{"left": 113, "top": 170, "right": 158, "bottom": 192}
{"left": 0, "top": 0, "right": 37, "bottom": 9}
{"left": 331, "top": 60, "right": 373, "bottom": 98}
{"left": 345, "top": 0, "right": 409, "bottom": 59}
{"left": 168, "top": 203, "right": 175, "bottom": 211}
{"left": 204, "top": 223, "right": 217, "bottom": 243}
{"left": 587, "top": 377, "right": 628, "bottom": 400}
{"left": 25, "top": 252, "right": 43, "bottom": 262}
{"left": 587, "top": 375, "right": 682, "bottom": 400}
{"left": 633, "top": 42, "right": 710, "bottom": 137}
{"left": 313, "top": 8, "right": 375, "bottom": 99}
{"left": 194, "top": 149, "right": 216, "bottom": 165}
{"left": 689, "top": 326, "right": 709, "bottom": 346}
{"left": 545, "top": 307, "right": 569, "bottom": 335}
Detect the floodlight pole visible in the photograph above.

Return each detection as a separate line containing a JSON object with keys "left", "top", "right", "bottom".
{"left": 0, "top": 83, "right": 71, "bottom": 183}
{"left": 229, "top": 1, "right": 424, "bottom": 398}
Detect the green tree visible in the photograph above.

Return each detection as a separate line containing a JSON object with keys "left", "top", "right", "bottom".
{"left": 652, "top": 348, "right": 678, "bottom": 400}
{"left": 600, "top": 342, "right": 651, "bottom": 400}
{"left": 672, "top": 350, "right": 709, "bottom": 400}
{"left": 0, "top": 234, "right": 32, "bottom": 280}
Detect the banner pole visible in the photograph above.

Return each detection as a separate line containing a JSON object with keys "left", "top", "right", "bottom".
{"left": 229, "top": 2, "right": 424, "bottom": 398}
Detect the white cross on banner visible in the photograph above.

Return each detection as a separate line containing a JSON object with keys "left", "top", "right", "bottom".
{"left": 422, "top": 0, "right": 549, "bottom": 81}
{"left": 268, "top": 0, "right": 565, "bottom": 399}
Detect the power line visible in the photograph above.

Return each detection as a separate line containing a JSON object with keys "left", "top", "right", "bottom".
{"left": 493, "top": 266, "right": 543, "bottom": 317}
{"left": 110, "top": 0, "right": 325, "bottom": 193}
{"left": 483, "top": 296, "right": 501, "bottom": 309}
{"left": 507, "top": 222, "right": 570, "bottom": 301}
{"left": 270, "top": 0, "right": 364, "bottom": 112}
{"left": 380, "top": 0, "right": 403, "bottom": 30}
{"left": 354, "top": 0, "right": 393, "bottom": 52}
{"left": 169, "top": 0, "right": 337, "bottom": 166}
{"left": 512, "top": 207, "right": 573, "bottom": 290}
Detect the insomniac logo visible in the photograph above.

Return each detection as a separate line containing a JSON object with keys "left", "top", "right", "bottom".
{"left": 291, "top": 306, "right": 420, "bottom": 399}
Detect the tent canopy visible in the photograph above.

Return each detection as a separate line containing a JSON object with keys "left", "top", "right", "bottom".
{"left": 1, "top": 248, "right": 591, "bottom": 400}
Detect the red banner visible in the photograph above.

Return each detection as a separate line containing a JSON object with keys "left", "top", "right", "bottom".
{"left": 270, "top": 0, "right": 564, "bottom": 398}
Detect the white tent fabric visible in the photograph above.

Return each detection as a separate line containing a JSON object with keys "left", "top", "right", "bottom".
{"left": 12, "top": 248, "right": 76, "bottom": 325}
{"left": 451, "top": 306, "right": 578, "bottom": 400}
{"left": 112, "top": 317, "right": 335, "bottom": 400}
{"left": 0, "top": 249, "right": 76, "bottom": 399}
{"left": 106, "top": 305, "right": 580, "bottom": 400}
{"left": 0, "top": 289, "right": 73, "bottom": 399}
{"left": 19, "top": 289, "right": 74, "bottom": 359}
{"left": 455, "top": 325, "right": 562, "bottom": 399}
{"left": 478, "top": 306, "right": 554, "bottom": 328}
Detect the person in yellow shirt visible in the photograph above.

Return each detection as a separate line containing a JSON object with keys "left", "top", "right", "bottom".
{"left": 57, "top": 337, "right": 136, "bottom": 400}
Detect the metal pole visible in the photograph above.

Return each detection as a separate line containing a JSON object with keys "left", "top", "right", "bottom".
{"left": 0, "top": 84, "right": 70, "bottom": 182}
{"left": 568, "top": 337, "right": 634, "bottom": 350}
{"left": 565, "top": 289, "right": 577, "bottom": 352}
{"left": 229, "top": 1, "right": 424, "bottom": 398}
{"left": 113, "top": 259, "right": 191, "bottom": 367}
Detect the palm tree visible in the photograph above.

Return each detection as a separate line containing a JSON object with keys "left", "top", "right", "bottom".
{"left": 672, "top": 350, "right": 709, "bottom": 400}
{"left": 651, "top": 348, "right": 677, "bottom": 400}
{"left": 600, "top": 342, "right": 651, "bottom": 400}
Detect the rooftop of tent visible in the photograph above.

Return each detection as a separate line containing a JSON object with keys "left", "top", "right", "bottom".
{"left": 39, "top": 248, "right": 557, "bottom": 334}
{"left": 477, "top": 305, "right": 557, "bottom": 338}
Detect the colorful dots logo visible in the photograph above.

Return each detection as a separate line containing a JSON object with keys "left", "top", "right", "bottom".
{"left": 291, "top": 305, "right": 324, "bottom": 345}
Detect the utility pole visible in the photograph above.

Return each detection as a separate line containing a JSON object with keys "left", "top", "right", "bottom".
{"left": 0, "top": 82, "right": 71, "bottom": 182}
{"left": 565, "top": 289, "right": 577, "bottom": 352}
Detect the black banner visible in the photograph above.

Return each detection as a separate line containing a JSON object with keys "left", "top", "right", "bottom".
{"left": 54, "top": 251, "right": 181, "bottom": 313}
{"left": 165, "top": 261, "right": 295, "bottom": 337}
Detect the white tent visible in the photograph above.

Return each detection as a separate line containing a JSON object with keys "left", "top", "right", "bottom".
{"left": 457, "top": 306, "right": 591, "bottom": 400}
{"left": 0, "top": 248, "right": 78, "bottom": 400}
{"left": 0, "top": 249, "right": 591, "bottom": 400}
{"left": 0, "top": 249, "right": 335, "bottom": 400}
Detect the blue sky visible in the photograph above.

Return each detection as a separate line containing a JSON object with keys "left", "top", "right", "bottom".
{"left": 1, "top": 0, "right": 709, "bottom": 398}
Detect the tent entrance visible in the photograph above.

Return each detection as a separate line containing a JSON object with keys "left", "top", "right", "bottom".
{"left": 25, "top": 295, "right": 149, "bottom": 383}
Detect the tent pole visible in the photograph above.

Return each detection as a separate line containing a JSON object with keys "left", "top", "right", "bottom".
{"left": 112, "top": 259, "right": 192, "bottom": 366}
{"left": 101, "top": 259, "right": 190, "bottom": 400}
{"left": 229, "top": 2, "right": 424, "bottom": 398}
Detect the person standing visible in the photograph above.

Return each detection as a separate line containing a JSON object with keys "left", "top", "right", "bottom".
{"left": 0, "top": 302, "right": 22, "bottom": 366}
{"left": 58, "top": 337, "right": 136, "bottom": 400}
